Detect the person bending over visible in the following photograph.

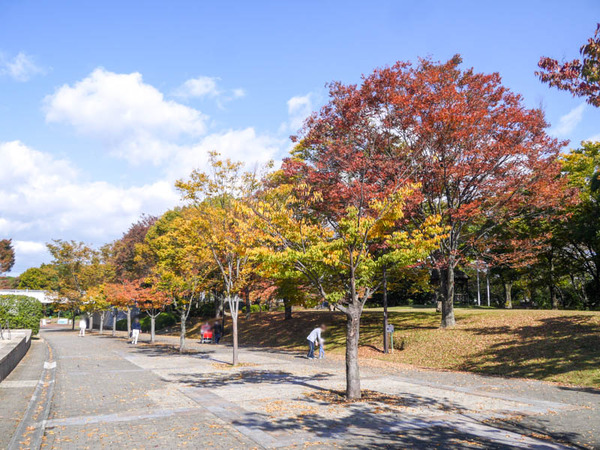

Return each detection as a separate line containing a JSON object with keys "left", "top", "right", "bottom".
{"left": 306, "top": 324, "right": 326, "bottom": 359}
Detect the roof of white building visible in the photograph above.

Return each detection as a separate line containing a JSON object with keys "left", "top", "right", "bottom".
{"left": 0, "top": 289, "right": 56, "bottom": 304}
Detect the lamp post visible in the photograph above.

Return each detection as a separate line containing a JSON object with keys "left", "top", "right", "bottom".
{"left": 476, "top": 260, "right": 481, "bottom": 307}
{"left": 486, "top": 269, "right": 491, "bottom": 307}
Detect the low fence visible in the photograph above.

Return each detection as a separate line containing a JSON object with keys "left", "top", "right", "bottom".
{"left": 0, "top": 329, "right": 32, "bottom": 382}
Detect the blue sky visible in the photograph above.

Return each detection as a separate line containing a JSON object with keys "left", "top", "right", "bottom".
{"left": 1, "top": 0, "right": 599, "bottom": 274}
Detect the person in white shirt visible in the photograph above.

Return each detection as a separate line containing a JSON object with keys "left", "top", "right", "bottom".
{"left": 306, "top": 324, "right": 326, "bottom": 359}
{"left": 78, "top": 317, "right": 87, "bottom": 337}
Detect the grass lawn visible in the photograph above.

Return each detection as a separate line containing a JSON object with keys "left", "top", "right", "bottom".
{"left": 183, "top": 307, "right": 600, "bottom": 388}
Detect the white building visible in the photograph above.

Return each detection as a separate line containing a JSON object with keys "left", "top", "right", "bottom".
{"left": 0, "top": 289, "right": 56, "bottom": 304}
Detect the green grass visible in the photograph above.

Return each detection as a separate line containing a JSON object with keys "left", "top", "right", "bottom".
{"left": 184, "top": 307, "right": 600, "bottom": 388}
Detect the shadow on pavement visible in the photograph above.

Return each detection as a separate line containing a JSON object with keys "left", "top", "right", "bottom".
{"left": 230, "top": 407, "right": 561, "bottom": 449}
{"left": 130, "top": 344, "right": 217, "bottom": 359}
{"left": 173, "top": 369, "right": 335, "bottom": 392}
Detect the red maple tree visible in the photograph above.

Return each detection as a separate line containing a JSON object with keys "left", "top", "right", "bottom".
{"left": 290, "top": 55, "right": 569, "bottom": 328}
{"left": 105, "top": 280, "right": 170, "bottom": 341}
{"left": 537, "top": 23, "right": 600, "bottom": 107}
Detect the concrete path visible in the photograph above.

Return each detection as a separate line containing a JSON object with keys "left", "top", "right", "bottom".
{"left": 0, "top": 336, "right": 49, "bottom": 449}
{"left": 2, "top": 327, "right": 599, "bottom": 449}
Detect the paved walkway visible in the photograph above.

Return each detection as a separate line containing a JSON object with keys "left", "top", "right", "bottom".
{"left": 2, "top": 326, "right": 599, "bottom": 449}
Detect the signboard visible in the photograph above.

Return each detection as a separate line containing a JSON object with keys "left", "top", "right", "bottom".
{"left": 386, "top": 324, "right": 394, "bottom": 333}
{"left": 57, "top": 318, "right": 69, "bottom": 325}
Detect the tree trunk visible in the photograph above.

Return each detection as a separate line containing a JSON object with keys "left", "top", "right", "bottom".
{"left": 88, "top": 315, "right": 94, "bottom": 331}
{"left": 382, "top": 266, "right": 389, "bottom": 354}
{"left": 179, "top": 310, "right": 186, "bottom": 353}
{"left": 127, "top": 307, "right": 132, "bottom": 335}
{"left": 71, "top": 308, "right": 75, "bottom": 330}
{"left": 570, "top": 274, "right": 588, "bottom": 306}
{"left": 593, "top": 269, "right": 600, "bottom": 309}
{"left": 112, "top": 310, "right": 117, "bottom": 336}
{"left": 221, "top": 311, "right": 226, "bottom": 338}
{"left": 150, "top": 316, "right": 156, "bottom": 343}
{"left": 99, "top": 313, "right": 104, "bottom": 335}
{"left": 551, "top": 285, "right": 558, "bottom": 310}
{"left": 504, "top": 281, "right": 513, "bottom": 309}
{"left": 228, "top": 295, "right": 240, "bottom": 365}
{"left": 214, "top": 294, "right": 220, "bottom": 319}
{"left": 523, "top": 288, "right": 531, "bottom": 306}
{"left": 232, "top": 314, "right": 239, "bottom": 365}
{"left": 345, "top": 310, "right": 361, "bottom": 400}
{"left": 284, "top": 302, "right": 292, "bottom": 320}
{"left": 440, "top": 267, "right": 456, "bottom": 328}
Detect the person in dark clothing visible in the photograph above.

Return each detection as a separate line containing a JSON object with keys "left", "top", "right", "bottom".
{"left": 213, "top": 320, "right": 223, "bottom": 344}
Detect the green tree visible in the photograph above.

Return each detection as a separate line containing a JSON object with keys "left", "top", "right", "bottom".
{"left": 143, "top": 209, "right": 215, "bottom": 352}
{"left": 176, "top": 153, "right": 258, "bottom": 365}
{"left": 249, "top": 175, "right": 445, "bottom": 399}
{"left": 556, "top": 141, "right": 600, "bottom": 308}
{"left": 47, "top": 240, "right": 102, "bottom": 330}
{"left": 18, "top": 264, "right": 59, "bottom": 291}
{"left": 81, "top": 285, "right": 112, "bottom": 333}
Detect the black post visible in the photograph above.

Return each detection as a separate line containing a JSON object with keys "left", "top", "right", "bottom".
{"left": 383, "top": 266, "right": 389, "bottom": 354}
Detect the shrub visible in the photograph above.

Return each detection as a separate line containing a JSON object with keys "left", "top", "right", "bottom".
{"left": 116, "top": 318, "right": 128, "bottom": 331}
{"left": 392, "top": 336, "right": 405, "bottom": 351}
{"left": 139, "top": 312, "right": 177, "bottom": 332}
{"left": 242, "top": 304, "right": 261, "bottom": 314}
{"left": 0, "top": 294, "right": 43, "bottom": 334}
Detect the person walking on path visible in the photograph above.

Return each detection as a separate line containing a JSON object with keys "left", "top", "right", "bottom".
{"left": 78, "top": 317, "right": 87, "bottom": 337}
{"left": 213, "top": 320, "right": 223, "bottom": 344}
{"left": 306, "top": 324, "right": 326, "bottom": 359}
{"left": 131, "top": 318, "right": 141, "bottom": 344}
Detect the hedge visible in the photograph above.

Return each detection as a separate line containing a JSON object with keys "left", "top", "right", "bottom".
{"left": 242, "top": 304, "right": 261, "bottom": 314}
{"left": 0, "top": 294, "right": 43, "bottom": 334}
{"left": 140, "top": 312, "right": 177, "bottom": 332}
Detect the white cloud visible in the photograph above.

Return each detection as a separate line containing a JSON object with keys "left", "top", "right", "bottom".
{"left": 166, "top": 128, "right": 284, "bottom": 180}
{"left": 13, "top": 240, "right": 47, "bottom": 255}
{"left": 0, "top": 140, "right": 179, "bottom": 274}
{"left": 174, "top": 76, "right": 246, "bottom": 108}
{"left": 1, "top": 69, "right": 299, "bottom": 274}
{"left": 0, "top": 132, "right": 283, "bottom": 273}
{"left": 175, "top": 76, "right": 220, "bottom": 98}
{"left": 232, "top": 88, "right": 246, "bottom": 98}
{"left": 44, "top": 68, "right": 208, "bottom": 164}
{"left": 280, "top": 94, "right": 313, "bottom": 134}
{"left": 0, "top": 52, "right": 44, "bottom": 82}
{"left": 551, "top": 103, "right": 586, "bottom": 137}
